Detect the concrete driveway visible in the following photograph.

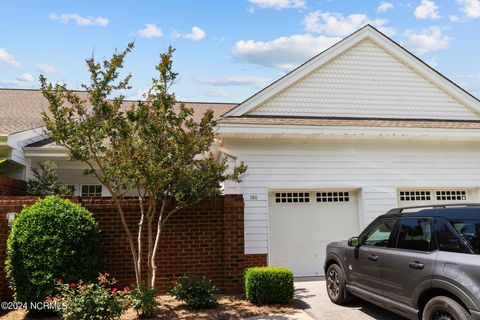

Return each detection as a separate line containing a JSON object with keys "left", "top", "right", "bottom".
{"left": 294, "top": 279, "right": 406, "bottom": 320}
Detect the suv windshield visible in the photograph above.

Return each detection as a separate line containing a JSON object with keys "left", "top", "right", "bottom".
{"left": 449, "top": 219, "right": 480, "bottom": 254}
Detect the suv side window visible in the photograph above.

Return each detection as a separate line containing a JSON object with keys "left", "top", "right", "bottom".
{"left": 434, "top": 218, "right": 470, "bottom": 254}
{"left": 361, "top": 219, "right": 396, "bottom": 247}
{"left": 397, "top": 218, "right": 433, "bottom": 252}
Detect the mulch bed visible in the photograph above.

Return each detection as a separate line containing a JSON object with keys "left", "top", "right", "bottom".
{"left": 1, "top": 294, "right": 299, "bottom": 320}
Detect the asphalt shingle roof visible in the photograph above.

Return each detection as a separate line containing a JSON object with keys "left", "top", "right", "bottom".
{"left": 0, "top": 88, "right": 237, "bottom": 135}
{"left": 218, "top": 116, "right": 480, "bottom": 129}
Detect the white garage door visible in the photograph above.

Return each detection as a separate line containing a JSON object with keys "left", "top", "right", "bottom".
{"left": 269, "top": 190, "right": 359, "bottom": 277}
{"left": 398, "top": 188, "right": 474, "bottom": 207}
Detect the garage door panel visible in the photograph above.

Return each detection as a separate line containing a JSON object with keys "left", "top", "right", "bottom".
{"left": 269, "top": 190, "right": 359, "bottom": 277}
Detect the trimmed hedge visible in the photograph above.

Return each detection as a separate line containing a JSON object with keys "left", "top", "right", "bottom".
{"left": 6, "top": 196, "right": 103, "bottom": 307}
{"left": 244, "top": 267, "right": 294, "bottom": 304}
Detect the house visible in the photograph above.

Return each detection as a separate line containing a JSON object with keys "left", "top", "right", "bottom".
{"left": 2, "top": 25, "right": 480, "bottom": 277}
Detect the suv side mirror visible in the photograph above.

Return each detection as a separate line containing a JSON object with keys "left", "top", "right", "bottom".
{"left": 348, "top": 236, "right": 360, "bottom": 247}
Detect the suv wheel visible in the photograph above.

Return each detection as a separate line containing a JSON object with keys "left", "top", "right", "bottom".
{"left": 326, "top": 263, "right": 348, "bottom": 304}
{"left": 422, "top": 296, "right": 472, "bottom": 320}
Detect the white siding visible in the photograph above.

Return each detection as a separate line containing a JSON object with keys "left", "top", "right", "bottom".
{"left": 223, "top": 138, "right": 480, "bottom": 254}
{"left": 248, "top": 39, "right": 479, "bottom": 120}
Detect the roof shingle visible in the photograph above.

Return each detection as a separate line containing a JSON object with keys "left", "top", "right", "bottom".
{"left": 218, "top": 116, "right": 480, "bottom": 129}
{"left": 0, "top": 88, "right": 237, "bottom": 135}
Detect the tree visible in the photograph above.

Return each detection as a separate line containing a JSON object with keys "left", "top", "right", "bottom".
{"left": 27, "top": 161, "right": 74, "bottom": 196}
{"left": 39, "top": 43, "right": 246, "bottom": 288}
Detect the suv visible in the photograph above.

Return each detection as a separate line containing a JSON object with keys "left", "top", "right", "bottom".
{"left": 325, "top": 204, "right": 480, "bottom": 320}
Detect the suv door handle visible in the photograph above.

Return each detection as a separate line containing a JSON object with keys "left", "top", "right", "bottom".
{"left": 409, "top": 261, "right": 425, "bottom": 270}
{"left": 368, "top": 254, "right": 378, "bottom": 261}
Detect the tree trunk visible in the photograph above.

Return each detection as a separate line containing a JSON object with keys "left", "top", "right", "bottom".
{"left": 146, "top": 197, "right": 157, "bottom": 287}
{"left": 149, "top": 199, "right": 166, "bottom": 288}
{"left": 137, "top": 193, "right": 146, "bottom": 285}
{"left": 111, "top": 192, "right": 140, "bottom": 285}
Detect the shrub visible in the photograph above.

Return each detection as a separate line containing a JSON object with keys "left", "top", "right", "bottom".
{"left": 6, "top": 196, "right": 103, "bottom": 308}
{"left": 168, "top": 274, "right": 218, "bottom": 309}
{"left": 55, "top": 274, "right": 130, "bottom": 320}
{"left": 129, "top": 286, "right": 157, "bottom": 318}
{"left": 244, "top": 267, "right": 294, "bottom": 304}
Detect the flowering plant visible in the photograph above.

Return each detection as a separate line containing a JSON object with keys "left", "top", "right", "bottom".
{"left": 54, "top": 274, "right": 130, "bottom": 320}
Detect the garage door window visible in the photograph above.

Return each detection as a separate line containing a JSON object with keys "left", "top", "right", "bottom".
{"left": 436, "top": 190, "right": 467, "bottom": 201}
{"left": 399, "top": 190, "right": 431, "bottom": 202}
{"left": 316, "top": 191, "right": 349, "bottom": 202}
{"left": 275, "top": 192, "right": 310, "bottom": 203}
{"left": 398, "top": 189, "right": 471, "bottom": 205}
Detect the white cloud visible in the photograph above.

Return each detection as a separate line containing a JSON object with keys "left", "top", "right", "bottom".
{"left": 0, "top": 49, "right": 21, "bottom": 68}
{"left": 36, "top": 63, "right": 60, "bottom": 74}
{"left": 414, "top": 0, "right": 441, "bottom": 19}
{"left": 194, "top": 76, "right": 271, "bottom": 88}
{"left": 377, "top": 2, "right": 394, "bottom": 13}
{"left": 457, "top": 0, "right": 480, "bottom": 18}
{"left": 0, "top": 73, "right": 36, "bottom": 88}
{"left": 17, "top": 73, "right": 34, "bottom": 82}
{"left": 403, "top": 27, "right": 452, "bottom": 54}
{"left": 137, "top": 24, "right": 163, "bottom": 38}
{"left": 449, "top": 15, "right": 460, "bottom": 21}
{"left": 173, "top": 26, "right": 206, "bottom": 41}
{"left": 303, "top": 11, "right": 395, "bottom": 37}
{"left": 204, "top": 88, "right": 229, "bottom": 98}
{"left": 49, "top": 13, "right": 109, "bottom": 27}
{"left": 232, "top": 34, "right": 341, "bottom": 70}
{"left": 248, "top": 0, "right": 306, "bottom": 10}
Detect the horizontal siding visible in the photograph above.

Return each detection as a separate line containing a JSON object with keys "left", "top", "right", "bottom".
{"left": 224, "top": 139, "right": 480, "bottom": 254}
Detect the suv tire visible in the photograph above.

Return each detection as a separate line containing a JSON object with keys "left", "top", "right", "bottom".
{"left": 422, "top": 296, "right": 472, "bottom": 320}
{"left": 326, "top": 263, "right": 348, "bottom": 304}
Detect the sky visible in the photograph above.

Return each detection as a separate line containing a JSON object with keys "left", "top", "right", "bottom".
{"left": 1, "top": 0, "right": 480, "bottom": 103}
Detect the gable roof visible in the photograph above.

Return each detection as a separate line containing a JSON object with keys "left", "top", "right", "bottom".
{"left": 0, "top": 88, "right": 237, "bottom": 135}
{"left": 222, "top": 25, "right": 480, "bottom": 120}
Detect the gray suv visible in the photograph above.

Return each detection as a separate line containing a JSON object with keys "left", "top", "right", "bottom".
{"left": 325, "top": 204, "right": 480, "bottom": 320}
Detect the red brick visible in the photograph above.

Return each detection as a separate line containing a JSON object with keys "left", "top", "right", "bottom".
{"left": 0, "top": 195, "right": 267, "bottom": 300}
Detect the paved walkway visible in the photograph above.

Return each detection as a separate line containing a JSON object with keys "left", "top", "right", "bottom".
{"left": 293, "top": 279, "right": 405, "bottom": 320}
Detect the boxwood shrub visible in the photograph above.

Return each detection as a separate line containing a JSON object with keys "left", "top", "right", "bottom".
{"left": 6, "top": 195, "right": 103, "bottom": 308}
{"left": 244, "top": 267, "right": 294, "bottom": 304}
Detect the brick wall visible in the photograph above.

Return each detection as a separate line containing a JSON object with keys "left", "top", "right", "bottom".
{"left": 0, "top": 195, "right": 267, "bottom": 301}
{"left": 0, "top": 176, "right": 26, "bottom": 196}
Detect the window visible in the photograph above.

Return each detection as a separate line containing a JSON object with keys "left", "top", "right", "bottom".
{"left": 447, "top": 219, "right": 480, "bottom": 254}
{"left": 275, "top": 192, "right": 309, "bottom": 203}
{"left": 436, "top": 190, "right": 467, "bottom": 201}
{"left": 362, "top": 219, "right": 396, "bottom": 247}
{"left": 434, "top": 218, "right": 470, "bottom": 254}
{"left": 81, "top": 185, "right": 102, "bottom": 197}
{"left": 316, "top": 191, "right": 349, "bottom": 203}
{"left": 399, "top": 190, "right": 431, "bottom": 202}
{"left": 397, "top": 218, "right": 433, "bottom": 252}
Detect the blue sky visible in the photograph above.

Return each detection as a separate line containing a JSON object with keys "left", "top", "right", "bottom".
{"left": 1, "top": 0, "right": 479, "bottom": 102}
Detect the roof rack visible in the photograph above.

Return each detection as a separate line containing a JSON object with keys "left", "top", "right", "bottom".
{"left": 386, "top": 203, "right": 480, "bottom": 215}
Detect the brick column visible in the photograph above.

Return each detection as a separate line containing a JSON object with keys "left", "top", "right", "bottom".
{"left": 222, "top": 194, "right": 245, "bottom": 293}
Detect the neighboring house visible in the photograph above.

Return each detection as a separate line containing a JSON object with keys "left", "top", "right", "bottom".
{"left": 2, "top": 25, "right": 480, "bottom": 276}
